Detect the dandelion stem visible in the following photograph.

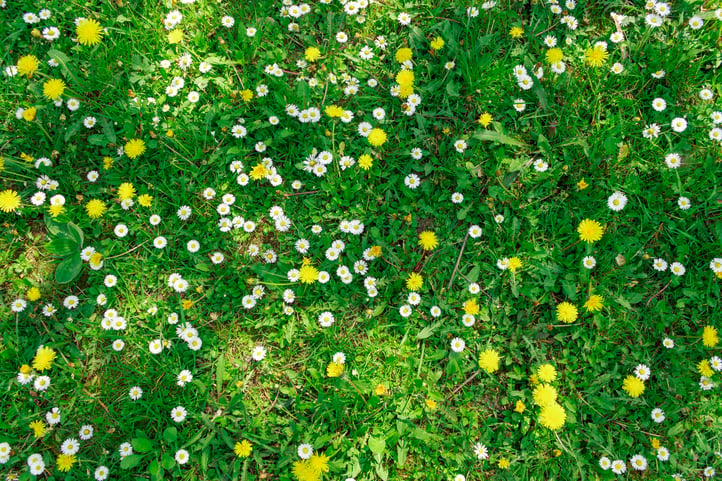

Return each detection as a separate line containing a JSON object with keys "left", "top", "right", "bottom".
{"left": 447, "top": 232, "right": 469, "bottom": 289}
{"left": 105, "top": 239, "right": 150, "bottom": 259}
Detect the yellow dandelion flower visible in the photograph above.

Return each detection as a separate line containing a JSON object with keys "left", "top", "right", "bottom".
{"left": 508, "top": 257, "right": 522, "bottom": 272}
{"left": 299, "top": 265, "right": 319, "bottom": 284}
{"left": 418, "top": 231, "right": 438, "bottom": 251}
{"left": 17, "top": 55, "right": 39, "bottom": 77}
{"left": 584, "top": 295, "right": 604, "bottom": 312}
{"left": 622, "top": 375, "right": 645, "bottom": 398}
{"left": 396, "top": 70, "right": 415, "bottom": 87}
{"left": 240, "top": 89, "right": 253, "bottom": 102}
{"left": 22, "top": 107, "right": 37, "bottom": 121}
{"left": 395, "top": 47, "right": 412, "bottom": 63}
{"left": 250, "top": 164, "right": 268, "bottom": 180}
{"left": 124, "top": 139, "right": 146, "bottom": 159}
{"left": 478, "top": 112, "right": 493, "bottom": 128}
{"left": 57, "top": 454, "right": 76, "bottom": 472}
{"left": 103, "top": 156, "right": 114, "bottom": 170}
{"left": 324, "top": 105, "right": 344, "bottom": 118}
{"left": 368, "top": 128, "right": 387, "bottom": 148}
{"left": 0, "top": 190, "right": 21, "bottom": 213}
{"left": 137, "top": 194, "right": 153, "bottom": 207}
{"left": 498, "top": 458, "right": 511, "bottom": 469}
{"left": 539, "top": 402, "right": 566, "bottom": 430}
{"left": 406, "top": 272, "right": 423, "bottom": 291}
{"left": 32, "top": 346, "right": 57, "bottom": 371}
{"left": 478, "top": 348, "right": 500, "bottom": 374}
{"left": 29, "top": 420, "right": 46, "bottom": 438}
{"left": 234, "top": 440, "right": 252, "bottom": 458}
{"left": 399, "top": 84, "right": 414, "bottom": 98}
{"left": 167, "top": 28, "right": 184, "bottom": 44}
{"left": 577, "top": 219, "right": 604, "bottom": 243}
{"left": 425, "top": 398, "right": 437, "bottom": 410}
{"left": 584, "top": 45, "right": 609, "bottom": 67}
{"left": 305, "top": 47, "right": 321, "bottom": 62}
{"left": 537, "top": 364, "right": 557, "bottom": 383}
{"left": 27, "top": 287, "right": 41, "bottom": 302}
{"left": 546, "top": 48, "right": 564, "bottom": 64}
{"left": 556, "top": 302, "right": 578, "bottom": 323}
{"left": 327, "top": 361, "right": 344, "bottom": 377}
{"left": 48, "top": 204, "right": 65, "bottom": 217}
{"left": 463, "top": 298, "right": 480, "bottom": 315}
{"left": 577, "top": 178, "right": 589, "bottom": 190}
{"left": 509, "top": 26, "right": 524, "bottom": 38}
{"left": 374, "top": 384, "right": 387, "bottom": 396}
{"left": 514, "top": 400, "right": 526, "bottom": 413}
{"left": 532, "top": 383, "right": 557, "bottom": 407}
{"left": 358, "top": 154, "right": 373, "bottom": 170}
{"left": 117, "top": 182, "right": 135, "bottom": 200}
{"left": 181, "top": 299, "right": 194, "bottom": 310}
{"left": 698, "top": 359, "right": 714, "bottom": 377}
{"left": 430, "top": 36, "right": 445, "bottom": 50}
{"left": 76, "top": 18, "right": 103, "bottom": 46}
{"left": 43, "top": 79, "right": 66, "bottom": 100}
{"left": 703, "top": 325, "right": 719, "bottom": 347}
{"left": 85, "top": 199, "right": 107, "bottom": 219}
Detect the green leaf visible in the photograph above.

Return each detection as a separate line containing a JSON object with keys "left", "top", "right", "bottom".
{"left": 46, "top": 238, "right": 78, "bottom": 257}
{"left": 161, "top": 453, "right": 176, "bottom": 470}
{"left": 120, "top": 454, "right": 143, "bottom": 470}
{"left": 132, "top": 437, "right": 153, "bottom": 453}
{"left": 416, "top": 323, "right": 440, "bottom": 340}
{"left": 88, "top": 134, "right": 108, "bottom": 146}
{"left": 368, "top": 436, "right": 386, "bottom": 455}
{"left": 473, "top": 130, "right": 527, "bottom": 147}
{"left": 100, "top": 117, "right": 117, "bottom": 144}
{"left": 216, "top": 353, "right": 225, "bottom": 398}
{"left": 149, "top": 459, "right": 161, "bottom": 476}
{"left": 55, "top": 256, "right": 83, "bottom": 284}
{"left": 445, "top": 80, "right": 460, "bottom": 98}
{"left": 162, "top": 427, "right": 177, "bottom": 443}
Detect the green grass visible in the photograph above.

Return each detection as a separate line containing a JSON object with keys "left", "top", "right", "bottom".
{"left": 1, "top": 0, "right": 722, "bottom": 480}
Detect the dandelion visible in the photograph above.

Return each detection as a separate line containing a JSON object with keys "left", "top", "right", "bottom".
{"left": 327, "top": 361, "right": 344, "bottom": 377}
{"left": 368, "top": 128, "right": 387, "bottom": 147}
{"left": 584, "top": 44, "right": 608, "bottom": 67}
{"left": 546, "top": 48, "right": 563, "bottom": 64}
{"left": 43, "top": 79, "right": 66, "bottom": 100}
{"left": 56, "top": 454, "right": 76, "bottom": 472}
{"left": 124, "top": 139, "right": 146, "bottom": 159}
{"left": 577, "top": 219, "right": 604, "bottom": 243}
{"left": 0, "top": 190, "right": 21, "bottom": 213}
{"left": 430, "top": 36, "right": 444, "bottom": 50}
{"left": 406, "top": 272, "right": 423, "bottom": 291}
{"left": 584, "top": 295, "right": 604, "bottom": 312}
{"left": 556, "top": 302, "right": 578, "bottom": 323}
{"left": 76, "top": 18, "right": 103, "bottom": 45}
{"left": 17, "top": 54, "right": 40, "bottom": 77}
{"left": 478, "top": 348, "right": 500, "bottom": 373}
{"left": 539, "top": 402, "right": 566, "bottom": 430}
{"left": 622, "top": 375, "right": 645, "bottom": 397}
{"left": 418, "top": 231, "right": 438, "bottom": 250}
{"left": 29, "top": 420, "right": 46, "bottom": 438}
{"left": 702, "top": 326, "right": 718, "bottom": 347}
{"left": 537, "top": 364, "right": 557, "bottom": 382}
{"left": 86, "top": 199, "right": 107, "bottom": 218}
{"left": 32, "top": 346, "right": 56, "bottom": 371}
{"left": 234, "top": 440, "right": 252, "bottom": 458}
{"left": 533, "top": 383, "right": 557, "bottom": 406}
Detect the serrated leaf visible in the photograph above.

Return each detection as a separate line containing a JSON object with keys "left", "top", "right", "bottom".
{"left": 416, "top": 322, "right": 440, "bottom": 340}
{"left": 473, "top": 130, "right": 527, "bottom": 147}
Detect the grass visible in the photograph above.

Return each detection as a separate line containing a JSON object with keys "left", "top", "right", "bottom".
{"left": 1, "top": 0, "right": 722, "bottom": 480}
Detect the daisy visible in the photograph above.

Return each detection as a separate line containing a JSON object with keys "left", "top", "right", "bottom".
{"left": 582, "top": 256, "right": 596, "bottom": 269}
{"left": 634, "top": 364, "right": 651, "bottom": 381}
{"left": 473, "top": 442, "right": 489, "bottom": 460}
{"left": 607, "top": 191, "right": 628, "bottom": 211}
{"left": 251, "top": 345, "right": 266, "bottom": 361}
{"left": 450, "top": 338, "right": 465, "bottom": 353}
{"left": 629, "top": 454, "right": 647, "bottom": 471}
{"left": 651, "top": 408, "right": 665, "bottom": 423}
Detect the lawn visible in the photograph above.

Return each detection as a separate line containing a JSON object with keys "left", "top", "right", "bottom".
{"left": 1, "top": 0, "right": 721, "bottom": 480}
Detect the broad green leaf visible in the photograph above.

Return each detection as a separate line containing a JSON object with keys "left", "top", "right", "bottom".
{"left": 120, "top": 454, "right": 143, "bottom": 469}
{"left": 46, "top": 238, "right": 78, "bottom": 257}
{"left": 55, "top": 256, "right": 82, "bottom": 284}
{"left": 162, "top": 427, "right": 177, "bottom": 443}
{"left": 368, "top": 436, "right": 386, "bottom": 455}
{"left": 132, "top": 437, "right": 153, "bottom": 453}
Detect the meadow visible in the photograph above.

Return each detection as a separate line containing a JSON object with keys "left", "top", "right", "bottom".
{"left": 1, "top": 0, "right": 721, "bottom": 480}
